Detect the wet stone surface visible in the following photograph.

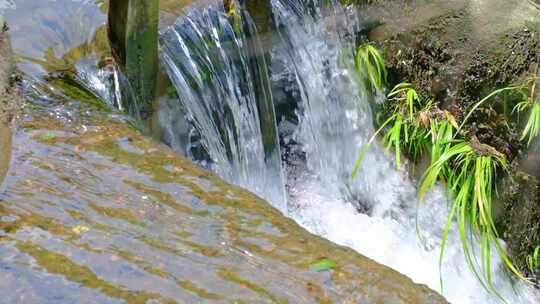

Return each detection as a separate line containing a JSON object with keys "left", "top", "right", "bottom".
{"left": 0, "top": 105, "right": 447, "bottom": 303}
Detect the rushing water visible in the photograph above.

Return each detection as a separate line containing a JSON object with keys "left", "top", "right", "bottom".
{"left": 159, "top": 1, "right": 540, "bottom": 303}
{"left": 5, "top": 0, "right": 540, "bottom": 303}
{"left": 160, "top": 3, "right": 287, "bottom": 212}
{"left": 4, "top": 0, "right": 141, "bottom": 117}
{"left": 2, "top": 2, "right": 449, "bottom": 303}
{"left": 269, "top": 0, "right": 540, "bottom": 303}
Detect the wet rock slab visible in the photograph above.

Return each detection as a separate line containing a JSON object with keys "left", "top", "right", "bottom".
{"left": 0, "top": 105, "right": 447, "bottom": 303}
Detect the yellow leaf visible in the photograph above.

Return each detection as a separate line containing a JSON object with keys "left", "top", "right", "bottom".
{"left": 72, "top": 225, "right": 90, "bottom": 234}
{"left": 445, "top": 111, "right": 459, "bottom": 129}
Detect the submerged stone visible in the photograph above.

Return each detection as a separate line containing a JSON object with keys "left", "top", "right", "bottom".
{"left": 0, "top": 100, "right": 447, "bottom": 302}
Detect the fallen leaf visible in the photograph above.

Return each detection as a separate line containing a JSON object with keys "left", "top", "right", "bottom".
{"left": 310, "top": 258, "right": 336, "bottom": 272}
{"left": 38, "top": 132, "right": 56, "bottom": 142}
{"left": 72, "top": 225, "right": 90, "bottom": 234}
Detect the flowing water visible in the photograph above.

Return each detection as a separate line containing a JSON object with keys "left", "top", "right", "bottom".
{"left": 268, "top": 0, "right": 540, "bottom": 303}
{"left": 157, "top": 0, "right": 540, "bottom": 302}
{"left": 1, "top": 3, "right": 448, "bottom": 302}
{"left": 4, "top": 0, "right": 540, "bottom": 303}
{"left": 5, "top": 0, "right": 140, "bottom": 116}
{"left": 159, "top": 3, "right": 287, "bottom": 212}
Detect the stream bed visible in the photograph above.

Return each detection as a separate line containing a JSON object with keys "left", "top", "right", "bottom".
{"left": 0, "top": 102, "right": 446, "bottom": 302}
{"left": 2, "top": 0, "right": 540, "bottom": 303}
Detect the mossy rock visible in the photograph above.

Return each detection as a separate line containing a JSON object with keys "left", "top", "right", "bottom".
{"left": 0, "top": 28, "right": 16, "bottom": 187}
{"left": 0, "top": 23, "right": 21, "bottom": 126}
{"left": 360, "top": 0, "right": 540, "bottom": 278}
{"left": 499, "top": 166, "right": 540, "bottom": 278}
{"left": 377, "top": 6, "right": 540, "bottom": 159}
{"left": 0, "top": 95, "right": 448, "bottom": 302}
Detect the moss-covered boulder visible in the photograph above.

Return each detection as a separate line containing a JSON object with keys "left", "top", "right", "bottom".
{"left": 0, "top": 22, "right": 19, "bottom": 187}
{"left": 0, "top": 96, "right": 447, "bottom": 303}
{"left": 358, "top": 0, "right": 540, "bottom": 277}
{"left": 368, "top": 0, "right": 540, "bottom": 159}
{"left": 0, "top": 19, "right": 15, "bottom": 121}
{"left": 500, "top": 166, "right": 540, "bottom": 280}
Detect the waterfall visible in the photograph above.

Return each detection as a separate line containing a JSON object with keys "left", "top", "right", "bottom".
{"left": 158, "top": 0, "right": 540, "bottom": 302}
{"left": 159, "top": 3, "right": 287, "bottom": 212}
{"left": 270, "top": 0, "right": 540, "bottom": 303}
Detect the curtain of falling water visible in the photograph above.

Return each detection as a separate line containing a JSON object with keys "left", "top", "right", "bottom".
{"left": 270, "top": 0, "right": 540, "bottom": 303}
{"left": 159, "top": 3, "right": 287, "bottom": 212}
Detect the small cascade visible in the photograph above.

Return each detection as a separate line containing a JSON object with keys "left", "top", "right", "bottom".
{"left": 21, "top": 55, "right": 139, "bottom": 120}
{"left": 9, "top": 0, "right": 539, "bottom": 302}
{"left": 159, "top": 2, "right": 287, "bottom": 212}
{"left": 5, "top": 0, "right": 138, "bottom": 116}
{"left": 73, "top": 56, "right": 132, "bottom": 112}
{"left": 271, "top": 0, "right": 540, "bottom": 303}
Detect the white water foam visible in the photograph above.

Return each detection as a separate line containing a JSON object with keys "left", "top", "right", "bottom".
{"left": 271, "top": 0, "right": 540, "bottom": 303}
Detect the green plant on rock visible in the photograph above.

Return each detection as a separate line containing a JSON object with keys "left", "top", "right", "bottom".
{"left": 352, "top": 83, "right": 430, "bottom": 176}
{"left": 402, "top": 121, "right": 431, "bottom": 164}
{"left": 383, "top": 83, "right": 431, "bottom": 167}
{"left": 458, "top": 76, "right": 540, "bottom": 146}
{"left": 457, "top": 86, "right": 523, "bottom": 135}
{"left": 426, "top": 113, "right": 457, "bottom": 180}
{"left": 387, "top": 83, "right": 422, "bottom": 120}
{"left": 429, "top": 115, "right": 455, "bottom": 164}
{"left": 527, "top": 246, "right": 540, "bottom": 275}
{"left": 516, "top": 102, "right": 540, "bottom": 145}
{"left": 355, "top": 44, "right": 387, "bottom": 91}
{"left": 513, "top": 76, "right": 540, "bottom": 146}
{"left": 419, "top": 137, "right": 527, "bottom": 295}
{"left": 352, "top": 67, "right": 539, "bottom": 298}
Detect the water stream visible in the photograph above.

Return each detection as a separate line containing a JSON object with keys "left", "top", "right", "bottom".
{"left": 160, "top": 3, "right": 287, "bottom": 212}
{"left": 4, "top": 0, "right": 540, "bottom": 303}
{"left": 268, "top": 0, "right": 540, "bottom": 303}
{"left": 158, "top": 0, "right": 540, "bottom": 302}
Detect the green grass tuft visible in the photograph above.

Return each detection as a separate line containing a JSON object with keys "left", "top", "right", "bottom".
{"left": 461, "top": 76, "right": 539, "bottom": 146}
{"left": 429, "top": 117, "right": 455, "bottom": 168}
{"left": 518, "top": 102, "right": 540, "bottom": 145}
{"left": 355, "top": 44, "right": 387, "bottom": 91}
{"left": 513, "top": 76, "right": 540, "bottom": 146}
{"left": 419, "top": 139, "right": 527, "bottom": 296}
{"left": 387, "top": 82, "right": 421, "bottom": 121}
{"left": 351, "top": 49, "right": 537, "bottom": 297}
{"left": 527, "top": 246, "right": 540, "bottom": 275}
{"left": 352, "top": 83, "right": 431, "bottom": 173}
{"left": 353, "top": 80, "right": 530, "bottom": 299}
